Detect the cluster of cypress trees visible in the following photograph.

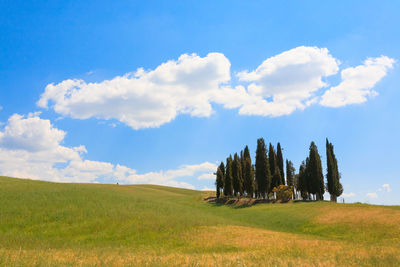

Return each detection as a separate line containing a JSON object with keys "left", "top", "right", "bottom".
{"left": 215, "top": 138, "right": 343, "bottom": 202}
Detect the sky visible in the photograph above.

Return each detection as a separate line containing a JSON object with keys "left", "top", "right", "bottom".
{"left": 0, "top": 1, "right": 399, "bottom": 204}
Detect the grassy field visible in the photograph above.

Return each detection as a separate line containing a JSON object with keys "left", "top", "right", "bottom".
{"left": 0, "top": 176, "right": 399, "bottom": 266}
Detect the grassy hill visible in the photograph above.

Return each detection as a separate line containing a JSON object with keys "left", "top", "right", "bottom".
{"left": 0, "top": 176, "right": 399, "bottom": 266}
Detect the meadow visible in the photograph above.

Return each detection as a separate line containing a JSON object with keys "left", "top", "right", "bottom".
{"left": 0, "top": 176, "right": 399, "bottom": 266}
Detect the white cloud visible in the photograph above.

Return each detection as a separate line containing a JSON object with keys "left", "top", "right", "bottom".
{"left": 235, "top": 46, "right": 340, "bottom": 116}
{"left": 382, "top": 184, "right": 392, "bottom": 192}
{"left": 366, "top": 192, "right": 378, "bottom": 198}
{"left": 0, "top": 113, "right": 216, "bottom": 188}
{"left": 320, "top": 56, "right": 395, "bottom": 107}
{"left": 37, "top": 53, "right": 231, "bottom": 129}
{"left": 113, "top": 162, "right": 217, "bottom": 186}
{"left": 342, "top": 192, "right": 355, "bottom": 198}
{"left": 198, "top": 173, "right": 216, "bottom": 180}
{"left": 0, "top": 113, "right": 68, "bottom": 152}
{"left": 0, "top": 113, "right": 86, "bottom": 182}
{"left": 37, "top": 48, "right": 395, "bottom": 129}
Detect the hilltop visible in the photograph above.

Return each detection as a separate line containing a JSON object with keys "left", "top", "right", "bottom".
{"left": 0, "top": 176, "right": 399, "bottom": 266}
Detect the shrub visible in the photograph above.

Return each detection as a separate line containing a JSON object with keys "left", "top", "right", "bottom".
{"left": 273, "top": 185, "right": 293, "bottom": 202}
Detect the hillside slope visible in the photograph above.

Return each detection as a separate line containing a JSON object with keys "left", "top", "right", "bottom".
{"left": 0, "top": 176, "right": 399, "bottom": 266}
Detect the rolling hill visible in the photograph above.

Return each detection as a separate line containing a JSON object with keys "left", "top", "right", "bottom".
{"left": 0, "top": 176, "right": 399, "bottom": 266}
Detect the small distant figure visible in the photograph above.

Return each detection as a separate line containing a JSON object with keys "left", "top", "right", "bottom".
{"left": 117, "top": 182, "right": 119, "bottom": 185}
{"left": 342, "top": 198, "right": 345, "bottom": 204}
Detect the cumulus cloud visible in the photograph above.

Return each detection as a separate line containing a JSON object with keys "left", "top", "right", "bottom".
{"left": 37, "top": 48, "right": 395, "bottom": 129}
{"left": 0, "top": 112, "right": 68, "bottom": 152}
{"left": 37, "top": 53, "right": 230, "bottom": 129}
{"left": 320, "top": 56, "right": 395, "bottom": 107}
{"left": 366, "top": 192, "right": 378, "bottom": 198}
{"left": 113, "top": 162, "right": 216, "bottom": 186}
{"left": 342, "top": 192, "right": 355, "bottom": 198}
{"left": 0, "top": 113, "right": 216, "bottom": 188}
{"left": 235, "top": 46, "right": 339, "bottom": 116}
{"left": 0, "top": 113, "right": 86, "bottom": 181}
{"left": 198, "top": 173, "right": 216, "bottom": 180}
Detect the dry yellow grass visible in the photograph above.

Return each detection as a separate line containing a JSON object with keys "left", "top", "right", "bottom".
{"left": 2, "top": 225, "right": 399, "bottom": 266}
{"left": 316, "top": 205, "right": 400, "bottom": 227}
{"left": 314, "top": 205, "right": 400, "bottom": 245}
{"left": 182, "top": 225, "right": 400, "bottom": 266}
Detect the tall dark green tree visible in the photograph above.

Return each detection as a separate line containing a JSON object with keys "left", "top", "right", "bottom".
{"left": 224, "top": 156, "right": 233, "bottom": 196}
{"left": 268, "top": 143, "right": 276, "bottom": 179}
{"left": 286, "top": 159, "right": 295, "bottom": 187}
{"left": 268, "top": 143, "right": 280, "bottom": 190}
{"left": 286, "top": 159, "right": 295, "bottom": 199}
{"left": 298, "top": 161, "right": 308, "bottom": 200}
{"left": 326, "top": 138, "right": 343, "bottom": 202}
{"left": 271, "top": 167, "right": 281, "bottom": 190}
{"left": 232, "top": 153, "right": 243, "bottom": 196}
{"left": 219, "top": 161, "right": 225, "bottom": 187}
{"left": 251, "top": 164, "right": 259, "bottom": 198}
{"left": 306, "top": 142, "right": 325, "bottom": 200}
{"left": 215, "top": 162, "right": 225, "bottom": 198}
{"left": 276, "top": 143, "right": 285, "bottom": 185}
{"left": 244, "top": 145, "right": 251, "bottom": 160}
{"left": 272, "top": 168, "right": 281, "bottom": 196}
{"left": 242, "top": 145, "right": 254, "bottom": 197}
{"left": 255, "top": 138, "right": 271, "bottom": 198}
{"left": 240, "top": 150, "right": 245, "bottom": 183}
{"left": 294, "top": 173, "right": 299, "bottom": 200}
{"left": 305, "top": 157, "right": 312, "bottom": 200}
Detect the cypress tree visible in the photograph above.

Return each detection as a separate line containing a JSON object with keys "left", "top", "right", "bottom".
{"left": 243, "top": 145, "right": 254, "bottom": 198}
{"left": 326, "top": 139, "right": 334, "bottom": 201}
{"left": 286, "top": 159, "right": 295, "bottom": 198}
{"left": 215, "top": 163, "right": 224, "bottom": 198}
{"left": 269, "top": 143, "right": 280, "bottom": 189}
{"left": 277, "top": 143, "right": 285, "bottom": 185}
{"left": 255, "top": 138, "right": 271, "bottom": 199}
{"left": 304, "top": 156, "right": 313, "bottom": 200}
{"left": 224, "top": 156, "right": 233, "bottom": 196}
{"left": 294, "top": 173, "right": 299, "bottom": 200}
{"left": 244, "top": 145, "right": 251, "bottom": 160}
{"left": 271, "top": 167, "right": 281, "bottom": 191}
{"left": 286, "top": 159, "right": 295, "bottom": 187}
{"left": 232, "top": 153, "right": 243, "bottom": 196}
{"left": 252, "top": 164, "right": 257, "bottom": 198}
{"left": 217, "top": 162, "right": 225, "bottom": 197}
{"left": 268, "top": 143, "right": 276, "bottom": 180}
{"left": 298, "top": 161, "right": 309, "bottom": 200}
{"left": 326, "top": 138, "right": 343, "bottom": 202}
{"left": 307, "top": 142, "right": 325, "bottom": 200}
{"left": 240, "top": 150, "right": 245, "bottom": 183}
{"left": 240, "top": 150, "right": 246, "bottom": 195}
{"left": 219, "top": 161, "right": 225, "bottom": 187}
{"left": 272, "top": 168, "right": 281, "bottom": 196}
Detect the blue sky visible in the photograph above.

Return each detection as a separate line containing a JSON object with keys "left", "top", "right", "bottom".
{"left": 0, "top": 1, "right": 399, "bottom": 204}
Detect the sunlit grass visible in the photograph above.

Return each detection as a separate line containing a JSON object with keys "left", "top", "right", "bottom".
{"left": 1, "top": 176, "right": 399, "bottom": 266}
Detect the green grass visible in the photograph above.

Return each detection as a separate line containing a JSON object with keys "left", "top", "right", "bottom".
{"left": 0, "top": 176, "right": 399, "bottom": 266}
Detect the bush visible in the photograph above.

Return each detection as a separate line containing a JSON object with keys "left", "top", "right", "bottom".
{"left": 273, "top": 185, "right": 293, "bottom": 202}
